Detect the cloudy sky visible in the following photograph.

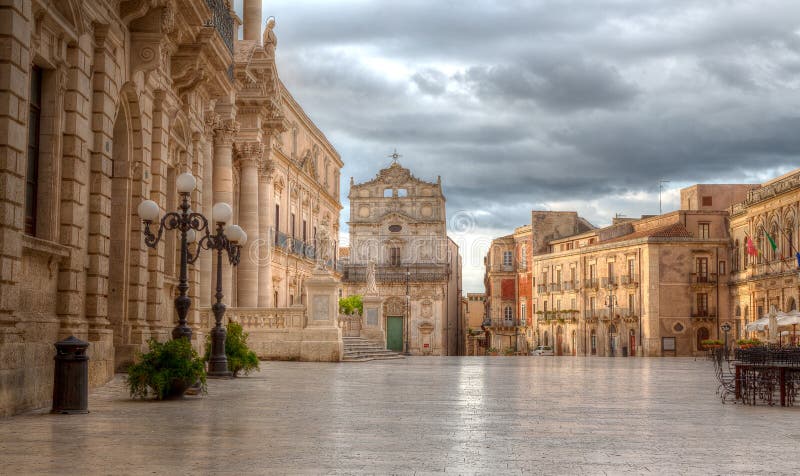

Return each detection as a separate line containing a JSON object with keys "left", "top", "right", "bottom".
{"left": 238, "top": 0, "right": 800, "bottom": 292}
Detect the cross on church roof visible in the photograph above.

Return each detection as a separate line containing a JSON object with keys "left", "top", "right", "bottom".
{"left": 388, "top": 148, "right": 402, "bottom": 164}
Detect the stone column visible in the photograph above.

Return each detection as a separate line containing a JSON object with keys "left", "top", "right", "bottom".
{"left": 235, "top": 142, "right": 262, "bottom": 307}
{"left": 258, "top": 158, "right": 273, "bottom": 307}
{"left": 213, "top": 120, "right": 238, "bottom": 304}
{"left": 243, "top": 0, "right": 262, "bottom": 42}
{"left": 199, "top": 116, "right": 216, "bottom": 308}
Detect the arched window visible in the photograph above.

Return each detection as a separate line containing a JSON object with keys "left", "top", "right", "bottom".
{"left": 787, "top": 297, "right": 797, "bottom": 312}
{"left": 770, "top": 224, "right": 779, "bottom": 261}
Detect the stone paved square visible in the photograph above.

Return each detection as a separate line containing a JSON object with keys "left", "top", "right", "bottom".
{"left": 1, "top": 357, "right": 798, "bottom": 475}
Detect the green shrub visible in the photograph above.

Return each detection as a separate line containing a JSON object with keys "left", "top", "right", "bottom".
{"left": 205, "top": 322, "right": 260, "bottom": 377}
{"left": 339, "top": 295, "right": 363, "bottom": 315}
{"left": 127, "top": 338, "right": 206, "bottom": 400}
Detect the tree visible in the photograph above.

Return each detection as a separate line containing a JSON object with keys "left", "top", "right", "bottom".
{"left": 339, "top": 295, "right": 363, "bottom": 315}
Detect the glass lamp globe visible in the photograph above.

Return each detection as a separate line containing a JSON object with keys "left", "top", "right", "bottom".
{"left": 176, "top": 173, "right": 196, "bottom": 194}
{"left": 137, "top": 200, "right": 160, "bottom": 221}
{"left": 185, "top": 229, "right": 197, "bottom": 244}
{"left": 226, "top": 224, "right": 247, "bottom": 245}
{"left": 212, "top": 202, "right": 232, "bottom": 224}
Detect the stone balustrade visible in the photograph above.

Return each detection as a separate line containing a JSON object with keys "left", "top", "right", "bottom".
{"left": 200, "top": 306, "right": 306, "bottom": 330}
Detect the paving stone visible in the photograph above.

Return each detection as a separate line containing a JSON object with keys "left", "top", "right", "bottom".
{"left": 0, "top": 357, "right": 798, "bottom": 474}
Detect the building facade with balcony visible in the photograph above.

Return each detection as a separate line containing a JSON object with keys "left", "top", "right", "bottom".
{"left": 729, "top": 168, "right": 800, "bottom": 339}
{"left": 483, "top": 233, "right": 527, "bottom": 353}
{"left": 530, "top": 209, "right": 734, "bottom": 357}
{"left": 341, "top": 160, "right": 462, "bottom": 355}
{"left": 0, "top": 0, "right": 344, "bottom": 416}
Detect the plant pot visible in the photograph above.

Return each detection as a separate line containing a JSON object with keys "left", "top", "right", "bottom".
{"left": 162, "top": 379, "right": 193, "bottom": 400}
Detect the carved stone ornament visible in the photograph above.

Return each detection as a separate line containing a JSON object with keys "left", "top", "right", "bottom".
{"left": 214, "top": 119, "right": 239, "bottom": 145}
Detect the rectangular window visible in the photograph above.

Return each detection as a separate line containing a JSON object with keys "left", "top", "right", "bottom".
{"left": 389, "top": 247, "right": 401, "bottom": 266}
{"left": 607, "top": 262, "right": 614, "bottom": 284}
{"left": 696, "top": 257, "right": 708, "bottom": 281}
{"left": 589, "top": 296, "right": 596, "bottom": 312}
{"left": 628, "top": 259, "right": 635, "bottom": 279}
{"left": 628, "top": 294, "right": 635, "bottom": 313}
{"left": 718, "top": 260, "right": 726, "bottom": 275}
{"left": 302, "top": 219, "right": 307, "bottom": 242}
{"left": 502, "top": 250, "right": 513, "bottom": 267}
{"left": 25, "top": 66, "right": 42, "bottom": 236}
{"left": 698, "top": 222, "right": 710, "bottom": 239}
{"left": 520, "top": 302, "right": 526, "bottom": 324}
{"left": 589, "top": 264, "right": 596, "bottom": 280}
{"left": 697, "top": 293, "right": 708, "bottom": 315}
{"left": 291, "top": 213, "right": 296, "bottom": 239}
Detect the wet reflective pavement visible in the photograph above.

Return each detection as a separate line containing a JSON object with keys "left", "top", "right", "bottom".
{"left": 1, "top": 357, "right": 798, "bottom": 474}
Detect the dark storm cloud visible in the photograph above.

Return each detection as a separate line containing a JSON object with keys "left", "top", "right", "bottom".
{"left": 462, "top": 59, "right": 639, "bottom": 111}
{"left": 256, "top": 0, "right": 800, "bottom": 290}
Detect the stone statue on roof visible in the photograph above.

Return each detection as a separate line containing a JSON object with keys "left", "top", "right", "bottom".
{"left": 263, "top": 16, "right": 277, "bottom": 51}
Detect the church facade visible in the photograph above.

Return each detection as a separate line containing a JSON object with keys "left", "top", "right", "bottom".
{"left": 341, "top": 161, "right": 462, "bottom": 355}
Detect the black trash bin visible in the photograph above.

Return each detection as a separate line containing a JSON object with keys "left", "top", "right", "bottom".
{"left": 622, "top": 346, "right": 628, "bottom": 357}
{"left": 52, "top": 336, "right": 90, "bottom": 414}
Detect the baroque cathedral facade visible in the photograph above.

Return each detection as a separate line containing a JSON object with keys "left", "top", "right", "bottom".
{"left": 341, "top": 160, "right": 462, "bottom": 356}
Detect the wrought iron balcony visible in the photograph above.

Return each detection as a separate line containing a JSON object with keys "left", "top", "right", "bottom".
{"left": 549, "top": 282, "right": 561, "bottom": 292}
{"left": 691, "top": 308, "right": 717, "bottom": 319}
{"left": 690, "top": 273, "right": 717, "bottom": 286}
{"left": 601, "top": 276, "right": 617, "bottom": 288}
{"left": 619, "top": 275, "right": 639, "bottom": 286}
{"left": 204, "top": 0, "right": 234, "bottom": 53}
{"left": 584, "top": 278, "right": 599, "bottom": 290}
{"left": 537, "top": 284, "right": 548, "bottom": 294}
{"left": 342, "top": 264, "right": 449, "bottom": 283}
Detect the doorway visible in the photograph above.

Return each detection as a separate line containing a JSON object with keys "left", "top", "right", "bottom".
{"left": 387, "top": 316, "right": 404, "bottom": 352}
{"left": 556, "top": 326, "right": 564, "bottom": 356}
{"left": 629, "top": 329, "right": 636, "bottom": 357}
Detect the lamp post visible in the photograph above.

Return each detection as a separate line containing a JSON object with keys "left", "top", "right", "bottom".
{"left": 721, "top": 322, "right": 731, "bottom": 361}
{"left": 403, "top": 266, "right": 411, "bottom": 356}
{"left": 605, "top": 288, "right": 617, "bottom": 357}
{"left": 188, "top": 202, "right": 246, "bottom": 377}
{"left": 137, "top": 173, "right": 244, "bottom": 372}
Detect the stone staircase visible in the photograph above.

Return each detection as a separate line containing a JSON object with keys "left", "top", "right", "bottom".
{"left": 342, "top": 337, "right": 405, "bottom": 362}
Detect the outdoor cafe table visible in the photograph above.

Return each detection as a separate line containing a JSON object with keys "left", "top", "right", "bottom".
{"left": 734, "top": 362, "right": 800, "bottom": 406}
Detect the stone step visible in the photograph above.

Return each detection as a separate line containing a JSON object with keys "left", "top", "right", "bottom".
{"left": 341, "top": 336, "right": 403, "bottom": 362}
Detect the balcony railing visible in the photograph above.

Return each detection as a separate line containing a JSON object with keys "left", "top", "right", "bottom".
{"left": 584, "top": 278, "right": 599, "bottom": 290}
{"left": 342, "top": 264, "right": 448, "bottom": 283}
{"left": 537, "top": 284, "right": 548, "bottom": 294}
{"left": 619, "top": 275, "right": 639, "bottom": 286}
{"left": 690, "top": 273, "right": 718, "bottom": 285}
{"left": 549, "top": 282, "right": 561, "bottom": 292}
{"left": 204, "top": 0, "right": 234, "bottom": 53}
{"left": 584, "top": 310, "right": 599, "bottom": 320}
{"left": 601, "top": 276, "right": 617, "bottom": 288}
{"left": 691, "top": 308, "right": 717, "bottom": 318}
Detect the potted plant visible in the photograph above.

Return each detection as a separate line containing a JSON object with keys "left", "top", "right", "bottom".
{"left": 503, "top": 347, "right": 516, "bottom": 356}
{"left": 487, "top": 347, "right": 499, "bottom": 356}
{"left": 127, "top": 338, "right": 207, "bottom": 400}
{"left": 737, "top": 338, "right": 762, "bottom": 350}
{"left": 206, "top": 321, "right": 260, "bottom": 377}
{"left": 701, "top": 339, "right": 724, "bottom": 350}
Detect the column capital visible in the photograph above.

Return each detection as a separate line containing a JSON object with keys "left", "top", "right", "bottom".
{"left": 258, "top": 159, "right": 274, "bottom": 182}
{"left": 234, "top": 141, "right": 264, "bottom": 167}
{"left": 214, "top": 119, "right": 239, "bottom": 146}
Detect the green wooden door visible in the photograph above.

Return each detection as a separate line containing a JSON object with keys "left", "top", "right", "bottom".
{"left": 387, "top": 316, "right": 403, "bottom": 352}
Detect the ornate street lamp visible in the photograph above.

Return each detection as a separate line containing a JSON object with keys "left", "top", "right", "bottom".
{"left": 605, "top": 289, "right": 617, "bottom": 357}
{"left": 188, "top": 202, "right": 246, "bottom": 377}
{"left": 136, "top": 173, "right": 244, "bottom": 377}
{"left": 721, "top": 322, "right": 731, "bottom": 361}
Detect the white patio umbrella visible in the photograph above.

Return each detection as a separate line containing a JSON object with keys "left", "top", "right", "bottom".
{"left": 777, "top": 310, "right": 800, "bottom": 344}
{"left": 745, "top": 317, "right": 770, "bottom": 332}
